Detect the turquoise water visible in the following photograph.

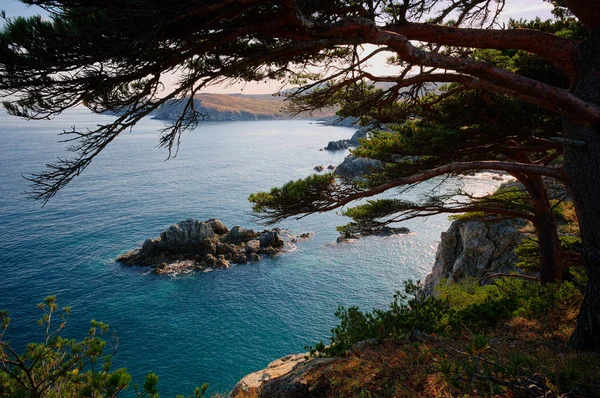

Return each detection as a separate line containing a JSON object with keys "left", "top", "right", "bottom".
{"left": 0, "top": 108, "right": 499, "bottom": 395}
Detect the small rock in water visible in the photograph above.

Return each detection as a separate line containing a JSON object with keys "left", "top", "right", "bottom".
{"left": 314, "top": 165, "right": 325, "bottom": 172}
{"left": 260, "top": 231, "right": 284, "bottom": 248}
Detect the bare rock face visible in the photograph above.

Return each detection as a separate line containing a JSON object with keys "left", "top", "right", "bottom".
{"left": 325, "top": 140, "right": 349, "bottom": 151}
{"left": 423, "top": 218, "right": 526, "bottom": 295}
{"left": 123, "top": 219, "right": 217, "bottom": 263}
{"left": 245, "top": 240, "right": 261, "bottom": 254}
{"left": 116, "top": 219, "right": 312, "bottom": 275}
{"left": 334, "top": 154, "right": 382, "bottom": 179}
{"left": 259, "top": 231, "right": 284, "bottom": 248}
{"left": 224, "top": 226, "right": 259, "bottom": 243}
{"left": 229, "top": 354, "right": 339, "bottom": 398}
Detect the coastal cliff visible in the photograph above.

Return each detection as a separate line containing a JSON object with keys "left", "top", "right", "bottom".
{"left": 153, "top": 94, "right": 287, "bottom": 122}
{"left": 152, "top": 93, "right": 336, "bottom": 122}
{"left": 423, "top": 218, "right": 525, "bottom": 295}
{"left": 228, "top": 217, "right": 529, "bottom": 397}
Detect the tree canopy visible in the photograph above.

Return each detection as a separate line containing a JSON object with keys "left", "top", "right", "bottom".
{"left": 2, "top": 0, "right": 600, "bottom": 350}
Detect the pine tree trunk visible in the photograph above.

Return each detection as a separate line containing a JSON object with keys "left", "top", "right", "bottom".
{"left": 565, "top": 30, "right": 600, "bottom": 351}
{"left": 528, "top": 179, "right": 562, "bottom": 283}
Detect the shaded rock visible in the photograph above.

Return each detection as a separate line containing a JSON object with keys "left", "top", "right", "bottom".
{"left": 260, "top": 231, "right": 284, "bottom": 248}
{"left": 313, "top": 165, "right": 324, "bottom": 172}
{"left": 231, "top": 253, "right": 248, "bottom": 264}
{"left": 327, "top": 164, "right": 336, "bottom": 170}
{"left": 206, "top": 218, "right": 229, "bottom": 235}
{"left": 205, "top": 253, "right": 218, "bottom": 266}
{"left": 229, "top": 354, "right": 307, "bottom": 397}
{"left": 291, "top": 232, "right": 314, "bottom": 243}
{"left": 337, "top": 232, "right": 358, "bottom": 243}
{"left": 377, "top": 226, "right": 411, "bottom": 236}
{"left": 248, "top": 253, "right": 261, "bottom": 262}
{"left": 216, "top": 255, "right": 230, "bottom": 268}
{"left": 229, "top": 353, "right": 339, "bottom": 398}
{"left": 325, "top": 140, "right": 349, "bottom": 151}
{"left": 245, "top": 240, "right": 261, "bottom": 254}
{"left": 423, "top": 218, "right": 526, "bottom": 295}
{"left": 335, "top": 154, "right": 382, "bottom": 179}
{"left": 217, "top": 242, "right": 238, "bottom": 256}
{"left": 348, "top": 127, "right": 369, "bottom": 146}
{"left": 225, "top": 226, "right": 258, "bottom": 243}
{"left": 261, "top": 246, "right": 281, "bottom": 256}
{"left": 258, "top": 358, "right": 338, "bottom": 398}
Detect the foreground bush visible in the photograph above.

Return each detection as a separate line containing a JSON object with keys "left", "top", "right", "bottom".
{"left": 0, "top": 296, "right": 209, "bottom": 398}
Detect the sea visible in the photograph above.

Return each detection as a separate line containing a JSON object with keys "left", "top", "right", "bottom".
{"left": 0, "top": 108, "right": 504, "bottom": 395}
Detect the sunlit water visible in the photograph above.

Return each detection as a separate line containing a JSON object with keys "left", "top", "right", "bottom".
{"left": 0, "top": 108, "right": 504, "bottom": 395}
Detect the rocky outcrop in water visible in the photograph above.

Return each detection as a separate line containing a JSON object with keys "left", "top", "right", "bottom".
{"left": 117, "top": 218, "right": 311, "bottom": 275}
{"left": 423, "top": 218, "right": 526, "bottom": 295}
{"left": 324, "top": 127, "right": 370, "bottom": 152}
{"left": 325, "top": 140, "right": 349, "bottom": 151}
{"left": 334, "top": 154, "right": 383, "bottom": 179}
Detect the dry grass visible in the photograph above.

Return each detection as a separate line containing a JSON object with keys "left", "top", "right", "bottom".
{"left": 194, "top": 93, "right": 337, "bottom": 118}
{"left": 225, "top": 286, "right": 599, "bottom": 398}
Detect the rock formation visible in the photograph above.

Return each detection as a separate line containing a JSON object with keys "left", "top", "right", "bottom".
{"left": 229, "top": 353, "right": 339, "bottom": 398}
{"left": 334, "top": 154, "right": 383, "bottom": 179}
{"left": 324, "top": 140, "right": 349, "bottom": 151}
{"left": 423, "top": 218, "right": 526, "bottom": 295}
{"left": 323, "top": 127, "right": 370, "bottom": 151}
{"left": 117, "top": 219, "right": 311, "bottom": 275}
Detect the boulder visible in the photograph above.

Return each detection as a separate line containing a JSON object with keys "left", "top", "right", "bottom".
{"left": 260, "top": 231, "right": 284, "bottom": 248}
{"left": 313, "top": 165, "right": 324, "bottom": 172}
{"left": 248, "top": 253, "right": 261, "bottom": 262}
{"left": 325, "top": 140, "right": 349, "bottom": 151}
{"left": 377, "top": 226, "right": 411, "bottom": 236}
{"left": 215, "top": 255, "right": 230, "bottom": 268}
{"left": 423, "top": 218, "right": 526, "bottom": 295}
{"left": 224, "top": 226, "right": 258, "bottom": 243}
{"left": 206, "top": 218, "right": 229, "bottom": 235}
{"left": 217, "top": 242, "right": 238, "bottom": 256}
{"left": 231, "top": 253, "right": 248, "bottom": 264}
{"left": 335, "top": 155, "right": 382, "bottom": 179}
{"left": 245, "top": 240, "right": 261, "bottom": 254}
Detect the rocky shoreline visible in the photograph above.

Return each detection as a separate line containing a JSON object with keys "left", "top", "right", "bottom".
{"left": 228, "top": 215, "right": 528, "bottom": 397}
{"left": 117, "top": 218, "right": 313, "bottom": 275}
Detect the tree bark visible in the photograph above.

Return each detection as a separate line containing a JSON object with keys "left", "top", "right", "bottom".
{"left": 510, "top": 156, "right": 562, "bottom": 283}
{"left": 528, "top": 179, "right": 562, "bottom": 283}
{"left": 565, "top": 30, "right": 600, "bottom": 350}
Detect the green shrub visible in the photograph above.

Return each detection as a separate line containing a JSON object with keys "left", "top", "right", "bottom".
{"left": 0, "top": 297, "right": 208, "bottom": 398}
{"left": 314, "top": 277, "right": 583, "bottom": 357}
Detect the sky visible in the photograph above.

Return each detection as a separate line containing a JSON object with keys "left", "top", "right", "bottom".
{"left": 2, "top": 0, "right": 555, "bottom": 95}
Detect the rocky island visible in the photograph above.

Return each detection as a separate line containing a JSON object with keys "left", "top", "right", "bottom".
{"left": 117, "top": 218, "right": 312, "bottom": 275}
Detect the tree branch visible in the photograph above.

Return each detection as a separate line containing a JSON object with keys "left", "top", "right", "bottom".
{"left": 318, "top": 161, "right": 567, "bottom": 213}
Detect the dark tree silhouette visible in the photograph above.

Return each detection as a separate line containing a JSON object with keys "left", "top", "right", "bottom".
{"left": 1, "top": 0, "right": 600, "bottom": 350}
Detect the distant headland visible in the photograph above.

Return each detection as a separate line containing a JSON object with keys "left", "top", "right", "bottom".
{"left": 152, "top": 93, "right": 336, "bottom": 122}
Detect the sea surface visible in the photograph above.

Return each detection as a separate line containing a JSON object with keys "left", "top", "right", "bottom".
{"left": 0, "top": 108, "right": 503, "bottom": 395}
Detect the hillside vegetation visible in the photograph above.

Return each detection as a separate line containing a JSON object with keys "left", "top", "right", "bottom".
{"left": 196, "top": 94, "right": 286, "bottom": 119}
{"left": 152, "top": 94, "right": 336, "bottom": 122}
